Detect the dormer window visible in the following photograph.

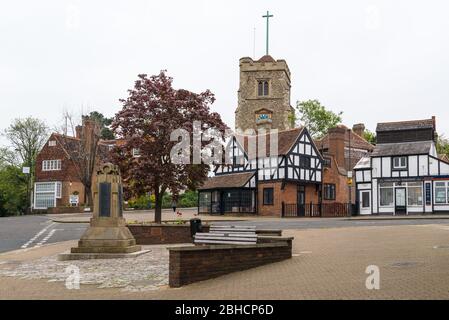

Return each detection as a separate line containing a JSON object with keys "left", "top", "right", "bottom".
{"left": 258, "top": 80, "right": 269, "bottom": 96}
{"left": 48, "top": 140, "right": 56, "bottom": 147}
{"left": 393, "top": 156, "right": 407, "bottom": 169}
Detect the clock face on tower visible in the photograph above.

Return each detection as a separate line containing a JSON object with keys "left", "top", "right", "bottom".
{"left": 255, "top": 109, "right": 273, "bottom": 124}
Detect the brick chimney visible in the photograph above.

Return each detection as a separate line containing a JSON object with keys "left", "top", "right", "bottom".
{"left": 352, "top": 123, "right": 365, "bottom": 137}
{"left": 328, "top": 126, "right": 347, "bottom": 168}
{"left": 81, "top": 117, "right": 100, "bottom": 148}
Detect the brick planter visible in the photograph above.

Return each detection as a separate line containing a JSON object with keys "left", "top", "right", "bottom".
{"left": 46, "top": 207, "right": 86, "bottom": 214}
{"left": 128, "top": 224, "right": 210, "bottom": 245}
{"left": 128, "top": 224, "right": 281, "bottom": 245}
{"left": 168, "top": 240, "right": 292, "bottom": 287}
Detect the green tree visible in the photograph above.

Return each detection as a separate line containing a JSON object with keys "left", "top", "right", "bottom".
{"left": 3, "top": 117, "right": 48, "bottom": 175}
{"left": 295, "top": 99, "right": 343, "bottom": 138}
{"left": 436, "top": 134, "right": 449, "bottom": 157}
{"left": 0, "top": 165, "right": 27, "bottom": 216}
{"left": 363, "top": 129, "right": 376, "bottom": 144}
{"left": 0, "top": 147, "right": 18, "bottom": 167}
{"left": 87, "top": 111, "right": 115, "bottom": 140}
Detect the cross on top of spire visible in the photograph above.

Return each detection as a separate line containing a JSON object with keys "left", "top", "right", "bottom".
{"left": 262, "top": 11, "right": 274, "bottom": 56}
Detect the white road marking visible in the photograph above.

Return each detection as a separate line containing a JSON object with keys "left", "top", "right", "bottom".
{"left": 34, "top": 229, "right": 58, "bottom": 247}
{"left": 20, "top": 222, "right": 56, "bottom": 249}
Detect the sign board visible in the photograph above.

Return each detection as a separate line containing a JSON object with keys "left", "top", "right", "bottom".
{"left": 70, "top": 195, "right": 79, "bottom": 206}
{"left": 347, "top": 178, "right": 353, "bottom": 186}
{"left": 347, "top": 171, "right": 353, "bottom": 178}
{"left": 22, "top": 167, "right": 30, "bottom": 174}
{"left": 425, "top": 183, "right": 432, "bottom": 206}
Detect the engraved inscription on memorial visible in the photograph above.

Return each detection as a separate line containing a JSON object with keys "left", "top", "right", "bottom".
{"left": 99, "top": 182, "right": 111, "bottom": 217}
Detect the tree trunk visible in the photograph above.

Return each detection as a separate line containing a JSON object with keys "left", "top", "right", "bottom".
{"left": 154, "top": 190, "right": 163, "bottom": 224}
{"left": 85, "top": 185, "right": 93, "bottom": 211}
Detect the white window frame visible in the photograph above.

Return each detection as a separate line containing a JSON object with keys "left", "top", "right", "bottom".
{"left": 132, "top": 148, "right": 141, "bottom": 158}
{"left": 34, "top": 181, "right": 61, "bottom": 209}
{"left": 42, "top": 160, "right": 62, "bottom": 171}
{"left": 434, "top": 181, "right": 449, "bottom": 204}
{"left": 393, "top": 156, "right": 407, "bottom": 169}
{"left": 48, "top": 140, "right": 56, "bottom": 147}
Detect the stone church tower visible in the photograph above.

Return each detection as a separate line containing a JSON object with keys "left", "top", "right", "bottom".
{"left": 235, "top": 55, "right": 295, "bottom": 133}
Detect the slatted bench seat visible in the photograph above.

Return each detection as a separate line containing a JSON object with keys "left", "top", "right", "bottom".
{"left": 194, "top": 232, "right": 257, "bottom": 245}
{"left": 209, "top": 225, "right": 257, "bottom": 234}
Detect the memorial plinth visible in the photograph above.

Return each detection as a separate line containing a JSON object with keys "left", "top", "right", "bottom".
{"left": 59, "top": 163, "right": 148, "bottom": 261}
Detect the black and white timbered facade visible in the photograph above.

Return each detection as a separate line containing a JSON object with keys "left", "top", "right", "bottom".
{"left": 198, "top": 127, "right": 324, "bottom": 215}
{"left": 354, "top": 117, "right": 449, "bottom": 215}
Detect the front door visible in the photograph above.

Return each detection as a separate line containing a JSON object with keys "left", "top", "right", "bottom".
{"left": 359, "top": 190, "right": 371, "bottom": 215}
{"left": 297, "top": 186, "right": 305, "bottom": 217}
{"left": 395, "top": 188, "right": 407, "bottom": 215}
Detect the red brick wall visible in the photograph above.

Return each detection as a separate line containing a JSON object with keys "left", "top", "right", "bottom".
{"left": 35, "top": 135, "right": 80, "bottom": 183}
{"left": 322, "top": 156, "right": 356, "bottom": 204}
{"left": 168, "top": 242, "right": 292, "bottom": 287}
{"left": 128, "top": 224, "right": 210, "bottom": 245}
{"left": 257, "top": 182, "right": 320, "bottom": 216}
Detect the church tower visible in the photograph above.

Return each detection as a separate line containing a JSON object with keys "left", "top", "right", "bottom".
{"left": 235, "top": 55, "right": 295, "bottom": 133}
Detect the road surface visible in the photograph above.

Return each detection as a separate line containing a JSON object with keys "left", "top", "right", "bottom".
{"left": 1, "top": 214, "right": 449, "bottom": 253}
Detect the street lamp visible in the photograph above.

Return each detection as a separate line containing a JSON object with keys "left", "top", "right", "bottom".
{"left": 22, "top": 166, "right": 31, "bottom": 215}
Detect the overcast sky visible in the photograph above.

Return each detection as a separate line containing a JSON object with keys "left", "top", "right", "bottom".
{"left": 1, "top": 0, "right": 448, "bottom": 145}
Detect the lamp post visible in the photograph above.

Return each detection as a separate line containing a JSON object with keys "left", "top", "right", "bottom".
{"left": 347, "top": 129, "right": 352, "bottom": 215}
{"left": 22, "top": 166, "right": 31, "bottom": 215}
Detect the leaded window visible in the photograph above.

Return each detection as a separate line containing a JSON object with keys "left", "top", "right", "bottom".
{"left": 258, "top": 80, "right": 269, "bottom": 96}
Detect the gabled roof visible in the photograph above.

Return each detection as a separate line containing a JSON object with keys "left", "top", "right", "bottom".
{"left": 234, "top": 127, "right": 305, "bottom": 159}
{"left": 198, "top": 172, "right": 255, "bottom": 190}
{"left": 371, "top": 141, "right": 433, "bottom": 157}
{"left": 376, "top": 118, "right": 434, "bottom": 132}
{"left": 51, "top": 133, "right": 111, "bottom": 163}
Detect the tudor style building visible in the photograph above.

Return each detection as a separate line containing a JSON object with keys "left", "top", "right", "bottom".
{"left": 198, "top": 127, "right": 323, "bottom": 216}
{"left": 198, "top": 54, "right": 325, "bottom": 216}
{"left": 354, "top": 117, "right": 449, "bottom": 215}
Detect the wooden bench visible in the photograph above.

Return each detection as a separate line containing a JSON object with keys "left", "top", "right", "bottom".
{"left": 194, "top": 232, "right": 257, "bottom": 245}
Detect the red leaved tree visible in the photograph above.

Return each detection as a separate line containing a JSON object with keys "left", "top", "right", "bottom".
{"left": 111, "top": 71, "right": 227, "bottom": 223}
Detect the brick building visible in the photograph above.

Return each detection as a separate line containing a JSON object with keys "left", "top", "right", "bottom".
{"left": 34, "top": 121, "right": 115, "bottom": 210}
{"left": 198, "top": 54, "right": 374, "bottom": 217}
{"left": 198, "top": 127, "right": 324, "bottom": 216}
{"left": 316, "top": 124, "right": 374, "bottom": 206}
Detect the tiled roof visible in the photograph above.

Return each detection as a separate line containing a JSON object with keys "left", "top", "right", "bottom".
{"left": 371, "top": 141, "right": 432, "bottom": 157}
{"left": 257, "top": 55, "right": 276, "bottom": 63}
{"left": 235, "top": 127, "right": 304, "bottom": 159}
{"left": 376, "top": 118, "right": 434, "bottom": 132}
{"left": 198, "top": 172, "right": 255, "bottom": 190}
{"left": 52, "top": 133, "right": 111, "bottom": 163}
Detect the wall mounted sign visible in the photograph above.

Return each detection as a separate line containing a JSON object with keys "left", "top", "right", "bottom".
{"left": 425, "top": 183, "right": 431, "bottom": 206}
